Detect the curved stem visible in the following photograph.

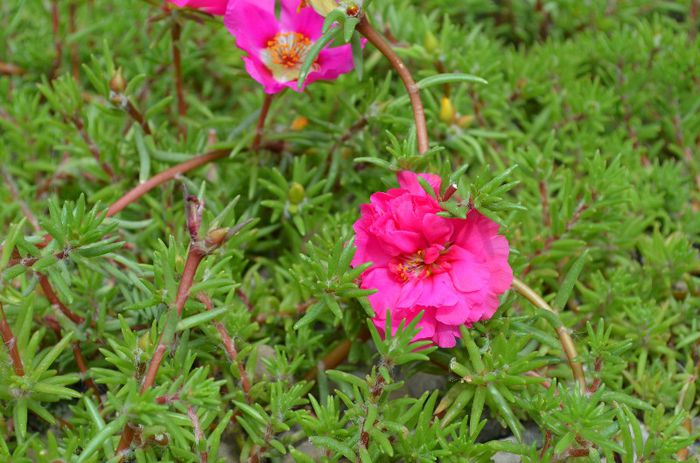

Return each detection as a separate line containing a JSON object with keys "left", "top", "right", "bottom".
{"left": 107, "top": 149, "right": 228, "bottom": 217}
{"left": 356, "top": 16, "right": 430, "bottom": 154}
{"left": 39, "top": 273, "right": 85, "bottom": 324}
{"left": 0, "top": 304, "right": 25, "bottom": 377}
{"left": 511, "top": 277, "right": 586, "bottom": 393}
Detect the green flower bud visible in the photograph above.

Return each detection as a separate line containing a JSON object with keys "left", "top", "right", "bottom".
{"left": 288, "top": 182, "right": 306, "bottom": 205}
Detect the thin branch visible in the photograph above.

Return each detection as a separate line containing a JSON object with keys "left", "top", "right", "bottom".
{"left": 522, "top": 198, "right": 590, "bottom": 276}
{"left": 0, "top": 304, "right": 25, "bottom": 377}
{"left": 356, "top": 16, "right": 429, "bottom": 154}
{"left": 198, "top": 293, "right": 252, "bottom": 398}
{"left": 188, "top": 406, "right": 208, "bottom": 463}
{"left": 116, "top": 199, "right": 238, "bottom": 458}
{"left": 252, "top": 94, "right": 274, "bottom": 151}
{"left": 511, "top": 277, "right": 586, "bottom": 393}
{"left": 111, "top": 84, "right": 152, "bottom": 136}
{"left": 116, "top": 243, "right": 207, "bottom": 457}
{"left": 36, "top": 148, "right": 229, "bottom": 251}
{"left": 0, "top": 62, "right": 26, "bottom": 76}
{"left": 124, "top": 100, "right": 152, "bottom": 135}
{"left": 107, "top": 149, "right": 228, "bottom": 217}
{"left": 2, "top": 168, "right": 40, "bottom": 231}
{"left": 71, "top": 114, "right": 116, "bottom": 179}
{"left": 38, "top": 274, "right": 85, "bottom": 325}
{"left": 72, "top": 341, "right": 103, "bottom": 404}
{"left": 175, "top": 248, "right": 205, "bottom": 317}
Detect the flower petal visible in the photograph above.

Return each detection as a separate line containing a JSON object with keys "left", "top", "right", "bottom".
{"left": 397, "top": 171, "right": 442, "bottom": 197}
{"left": 170, "top": 0, "right": 228, "bottom": 15}
{"left": 449, "top": 246, "right": 489, "bottom": 293}
{"left": 240, "top": 56, "right": 286, "bottom": 94}
{"left": 281, "top": 1, "right": 326, "bottom": 40}
{"left": 362, "top": 267, "right": 402, "bottom": 315}
{"left": 225, "top": 0, "right": 280, "bottom": 55}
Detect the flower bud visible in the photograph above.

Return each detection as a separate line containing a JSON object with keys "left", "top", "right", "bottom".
{"left": 291, "top": 116, "right": 309, "bottom": 131}
{"left": 304, "top": 0, "right": 338, "bottom": 16}
{"left": 440, "top": 97, "right": 456, "bottom": 124}
{"left": 109, "top": 68, "right": 126, "bottom": 94}
{"left": 138, "top": 333, "right": 151, "bottom": 352}
{"left": 345, "top": 2, "right": 361, "bottom": 16}
{"left": 205, "top": 227, "right": 229, "bottom": 247}
{"left": 457, "top": 114, "right": 474, "bottom": 128}
{"left": 288, "top": 182, "right": 305, "bottom": 205}
{"left": 424, "top": 31, "right": 439, "bottom": 53}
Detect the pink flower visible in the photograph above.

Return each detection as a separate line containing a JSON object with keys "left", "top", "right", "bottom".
{"left": 224, "top": 0, "right": 356, "bottom": 94}
{"left": 352, "top": 171, "right": 513, "bottom": 348}
{"left": 168, "top": 0, "right": 229, "bottom": 15}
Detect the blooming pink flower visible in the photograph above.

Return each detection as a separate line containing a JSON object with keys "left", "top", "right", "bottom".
{"left": 224, "top": 0, "right": 356, "bottom": 94}
{"left": 352, "top": 171, "right": 513, "bottom": 348}
{"left": 168, "top": 0, "right": 229, "bottom": 15}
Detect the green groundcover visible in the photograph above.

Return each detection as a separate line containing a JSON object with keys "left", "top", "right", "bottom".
{"left": 0, "top": 1, "right": 699, "bottom": 462}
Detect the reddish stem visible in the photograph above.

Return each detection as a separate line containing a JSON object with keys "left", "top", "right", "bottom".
{"left": 39, "top": 274, "right": 85, "bottom": 324}
{"left": 139, "top": 342, "right": 168, "bottom": 393}
{"left": 71, "top": 115, "right": 115, "bottom": 179}
{"left": 107, "top": 149, "right": 228, "bottom": 217}
{"left": 2, "top": 168, "right": 40, "bottom": 231}
{"left": 138, "top": 246, "right": 204, "bottom": 393}
{"left": 0, "top": 62, "right": 25, "bottom": 76}
{"left": 117, "top": 244, "right": 209, "bottom": 458}
{"left": 72, "top": 341, "right": 102, "bottom": 404}
{"left": 176, "top": 248, "right": 205, "bottom": 316}
{"left": 252, "top": 94, "right": 274, "bottom": 151}
{"left": 188, "top": 406, "right": 208, "bottom": 463}
{"left": 125, "top": 100, "right": 152, "bottom": 135}
{"left": 0, "top": 304, "right": 25, "bottom": 377}
{"left": 115, "top": 425, "right": 135, "bottom": 460}
{"left": 198, "top": 293, "right": 252, "bottom": 397}
{"left": 356, "top": 16, "right": 429, "bottom": 154}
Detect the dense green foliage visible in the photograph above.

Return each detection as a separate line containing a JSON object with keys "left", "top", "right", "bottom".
{"left": 1, "top": 0, "right": 699, "bottom": 461}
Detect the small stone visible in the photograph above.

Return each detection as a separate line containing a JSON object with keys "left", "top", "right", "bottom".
{"left": 405, "top": 372, "right": 447, "bottom": 397}
{"left": 255, "top": 344, "right": 276, "bottom": 380}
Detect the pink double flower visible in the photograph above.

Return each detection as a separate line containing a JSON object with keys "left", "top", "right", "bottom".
{"left": 352, "top": 172, "right": 513, "bottom": 348}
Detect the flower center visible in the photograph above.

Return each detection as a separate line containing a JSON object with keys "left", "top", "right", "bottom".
{"left": 389, "top": 245, "right": 451, "bottom": 281}
{"left": 261, "top": 32, "right": 317, "bottom": 83}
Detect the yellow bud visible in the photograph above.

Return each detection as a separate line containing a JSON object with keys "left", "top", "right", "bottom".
{"left": 138, "top": 333, "right": 151, "bottom": 352}
{"left": 109, "top": 68, "right": 126, "bottom": 94}
{"left": 305, "top": 0, "right": 338, "bottom": 16}
{"left": 424, "top": 31, "right": 440, "bottom": 53}
{"left": 440, "top": 97, "right": 456, "bottom": 124}
{"left": 288, "top": 182, "right": 305, "bottom": 205}
{"left": 291, "top": 116, "right": 309, "bottom": 131}
{"left": 206, "top": 227, "right": 229, "bottom": 247}
{"left": 457, "top": 114, "right": 474, "bottom": 128}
